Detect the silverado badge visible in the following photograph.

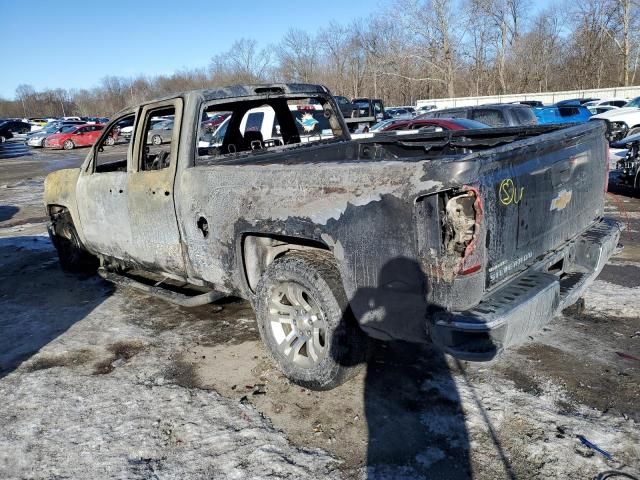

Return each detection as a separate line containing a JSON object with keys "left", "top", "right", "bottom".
{"left": 550, "top": 189, "right": 573, "bottom": 211}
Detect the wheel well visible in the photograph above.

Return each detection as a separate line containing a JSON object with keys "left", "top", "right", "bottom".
{"left": 242, "top": 234, "right": 331, "bottom": 292}
{"left": 47, "top": 204, "right": 69, "bottom": 217}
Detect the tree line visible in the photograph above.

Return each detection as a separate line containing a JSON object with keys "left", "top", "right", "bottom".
{"left": 1, "top": 0, "right": 638, "bottom": 118}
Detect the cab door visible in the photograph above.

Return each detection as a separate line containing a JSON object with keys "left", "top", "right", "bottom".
{"left": 76, "top": 113, "right": 137, "bottom": 259}
{"left": 126, "top": 98, "right": 185, "bottom": 275}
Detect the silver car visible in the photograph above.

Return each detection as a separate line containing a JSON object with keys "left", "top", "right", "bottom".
{"left": 26, "top": 124, "right": 68, "bottom": 147}
{"left": 146, "top": 119, "right": 174, "bottom": 145}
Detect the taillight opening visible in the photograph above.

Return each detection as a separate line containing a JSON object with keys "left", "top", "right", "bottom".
{"left": 442, "top": 187, "right": 484, "bottom": 275}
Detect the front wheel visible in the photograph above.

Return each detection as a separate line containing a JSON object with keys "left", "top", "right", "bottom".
{"left": 0, "top": 136, "right": 5, "bottom": 143}
{"left": 255, "top": 251, "right": 366, "bottom": 390}
{"left": 151, "top": 135, "right": 162, "bottom": 145}
{"left": 49, "top": 211, "right": 98, "bottom": 273}
{"left": 63, "top": 139, "right": 74, "bottom": 150}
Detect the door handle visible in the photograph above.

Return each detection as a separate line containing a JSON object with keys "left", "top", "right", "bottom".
{"left": 197, "top": 216, "right": 209, "bottom": 238}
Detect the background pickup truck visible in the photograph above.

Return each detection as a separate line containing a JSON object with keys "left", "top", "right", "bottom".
{"left": 44, "top": 83, "right": 620, "bottom": 390}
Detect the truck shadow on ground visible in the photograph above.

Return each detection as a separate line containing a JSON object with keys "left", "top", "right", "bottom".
{"left": 337, "top": 257, "right": 481, "bottom": 478}
{"left": 0, "top": 236, "right": 113, "bottom": 378}
{"left": 0, "top": 205, "right": 19, "bottom": 222}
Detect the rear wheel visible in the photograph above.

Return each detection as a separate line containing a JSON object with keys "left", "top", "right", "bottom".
{"left": 255, "top": 251, "right": 366, "bottom": 390}
{"left": 0, "top": 136, "right": 5, "bottom": 143}
{"left": 151, "top": 135, "right": 162, "bottom": 145}
{"left": 49, "top": 210, "right": 98, "bottom": 273}
{"left": 63, "top": 139, "right": 74, "bottom": 150}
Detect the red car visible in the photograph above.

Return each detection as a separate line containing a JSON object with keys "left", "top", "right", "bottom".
{"left": 379, "top": 117, "right": 490, "bottom": 132}
{"left": 44, "top": 124, "right": 105, "bottom": 150}
{"left": 201, "top": 112, "right": 231, "bottom": 132}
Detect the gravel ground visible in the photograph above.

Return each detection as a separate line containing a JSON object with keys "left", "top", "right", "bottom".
{"left": 0, "top": 142, "right": 638, "bottom": 479}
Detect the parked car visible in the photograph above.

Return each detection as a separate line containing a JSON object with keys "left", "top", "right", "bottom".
{"left": 590, "top": 96, "right": 640, "bottom": 143}
{"left": 26, "top": 120, "right": 85, "bottom": 139}
{"left": 44, "top": 124, "right": 105, "bottom": 150}
{"left": 556, "top": 98, "right": 598, "bottom": 106}
{"left": 584, "top": 99, "right": 628, "bottom": 109}
{"left": 346, "top": 98, "right": 387, "bottom": 131}
{"left": 377, "top": 117, "right": 490, "bottom": 132}
{"left": 147, "top": 119, "right": 174, "bottom": 145}
{"left": 532, "top": 105, "right": 592, "bottom": 124}
{"left": 416, "top": 105, "right": 436, "bottom": 115}
{"left": 201, "top": 112, "right": 231, "bottom": 132}
{"left": 512, "top": 100, "right": 544, "bottom": 108}
{"left": 613, "top": 132, "right": 640, "bottom": 190}
{"left": 44, "top": 83, "right": 619, "bottom": 390}
{"left": 367, "top": 118, "right": 409, "bottom": 132}
{"left": 333, "top": 96, "right": 354, "bottom": 118}
{"left": 420, "top": 104, "right": 538, "bottom": 127}
{"left": 0, "top": 120, "right": 31, "bottom": 141}
{"left": 385, "top": 108, "right": 413, "bottom": 120}
{"left": 26, "top": 124, "right": 76, "bottom": 147}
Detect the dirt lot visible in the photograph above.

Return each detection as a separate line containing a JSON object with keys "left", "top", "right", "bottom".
{"left": 0, "top": 141, "right": 638, "bottom": 479}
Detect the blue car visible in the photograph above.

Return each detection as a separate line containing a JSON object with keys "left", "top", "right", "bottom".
{"left": 533, "top": 105, "right": 592, "bottom": 124}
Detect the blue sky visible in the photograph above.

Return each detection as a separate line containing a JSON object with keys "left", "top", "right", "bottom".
{"left": 1, "top": 0, "right": 554, "bottom": 99}
{"left": 0, "top": 0, "right": 377, "bottom": 98}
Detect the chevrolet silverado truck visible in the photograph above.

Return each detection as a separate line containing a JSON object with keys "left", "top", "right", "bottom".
{"left": 44, "top": 83, "right": 621, "bottom": 390}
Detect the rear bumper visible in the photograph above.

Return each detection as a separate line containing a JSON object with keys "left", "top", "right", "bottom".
{"left": 430, "top": 218, "right": 622, "bottom": 361}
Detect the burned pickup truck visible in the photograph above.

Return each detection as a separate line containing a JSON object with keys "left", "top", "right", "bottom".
{"left": 44, "top": 83, "right": 620, "bottom": 390}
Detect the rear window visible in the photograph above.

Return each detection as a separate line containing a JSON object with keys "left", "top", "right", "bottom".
{"left": 434, "top": 109, "right": 466, "bottom": 119}
{"left": 245, "top": 112, "right": 264, "bottom": 132}
{"left": 196, "top": 95, "right": 344, "bottom": 162}
{"left": 452, "top": 118, "right": 491, "bottom": 129}
{"left": 471, "top": 109, "right": 507, "bottom": 127}
{"left": 558, "top": 107, "right": 579, "bottom": 117}
{"left": 512, "top": 107, "right": 537, "bottom": 125}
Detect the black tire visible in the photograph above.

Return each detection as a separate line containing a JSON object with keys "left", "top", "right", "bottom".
{"left": 49, "top": 211, "right": 98, "bottom": 273}
{"left": 255, "top": 251, "right": 366, "bottom": 390}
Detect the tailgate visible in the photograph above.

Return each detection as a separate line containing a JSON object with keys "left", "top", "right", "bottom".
{"left": 482, "top": 123, "right": 608, "bottom": 287}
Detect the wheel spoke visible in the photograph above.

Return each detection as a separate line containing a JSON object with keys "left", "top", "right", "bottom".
{"left": 286, "top": 284, "right": 303, "bottom": 307}
{"left": 268, "top": 298, "right": 296, "bottom": 316}
{"left": 287, "top": 283, "right": 313, "bottom": 312}
{"left": 286, "top": 335, "right": 305, "bottom": 362}
{"left": 307, "top": 333, "right": 319, "bottom": 363}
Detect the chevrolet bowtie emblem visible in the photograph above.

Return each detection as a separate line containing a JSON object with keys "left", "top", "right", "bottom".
{"left": 550, "top": 189, "right": 572, "bottom": 211}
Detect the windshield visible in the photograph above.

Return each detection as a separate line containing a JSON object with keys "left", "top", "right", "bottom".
{"left": 624, "top": 97, "right": 640, "bottom": 108}
{"left": 60, "top": 126, "right": 77, "bottom": 133}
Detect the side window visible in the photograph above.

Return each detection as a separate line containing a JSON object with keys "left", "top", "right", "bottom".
{"left": 558, "top": 107, "right": 579, "bottom": 117}
{"left": 94, "top": 114, "right": 135, "bottom": 173}
{"left": 196, "top": 96, "right": 344, "bottom": 164}
{"left": 471, "top": 109, "right": 506, "bottom": 127}
{"left": 141, "top": 106, "right": 175, "bottom": 171}
{"left": 245, "top": 112, "right": 264, "bottom": 132}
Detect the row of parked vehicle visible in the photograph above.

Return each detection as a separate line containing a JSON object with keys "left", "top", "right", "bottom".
{"left": 376, "top": 96, "right": 640, "bottom": 144}
{"left": 0, "top": 116, "right": 110, "bottom": 148}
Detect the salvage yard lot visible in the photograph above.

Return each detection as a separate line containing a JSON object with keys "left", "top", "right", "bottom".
{"left": 0, "top": 144, "right": 638, "bottom": 479}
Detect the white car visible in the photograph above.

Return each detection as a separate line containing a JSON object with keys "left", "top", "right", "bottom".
{"left": 583, "top": 98, "right": 628, "bottom": 115}
{"left": 591, "top": 97, "right": 640, "bottom": 142}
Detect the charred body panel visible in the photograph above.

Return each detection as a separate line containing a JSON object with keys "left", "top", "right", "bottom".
{"left": 44, "top": 84, "right": 620, "bottom": 357}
